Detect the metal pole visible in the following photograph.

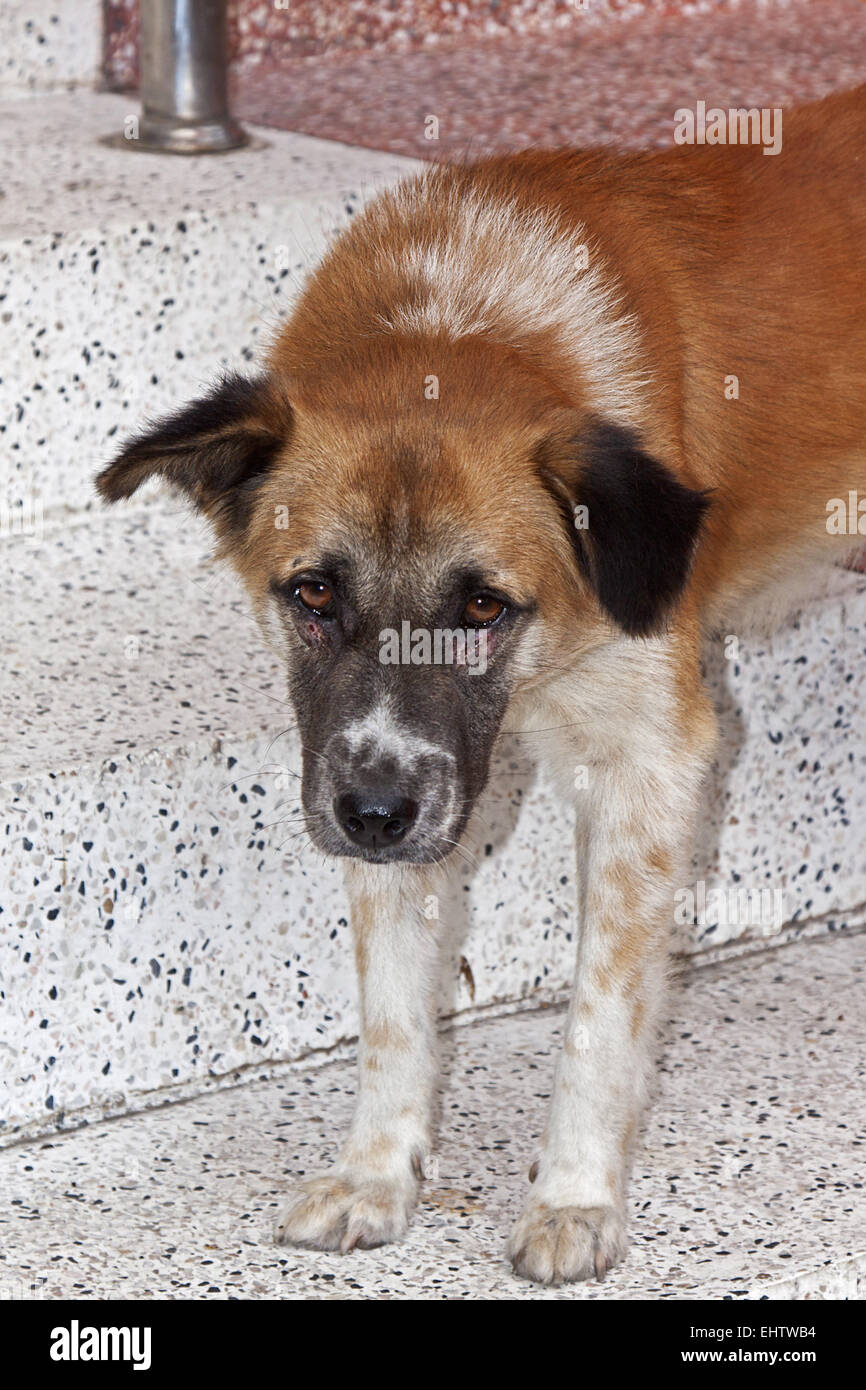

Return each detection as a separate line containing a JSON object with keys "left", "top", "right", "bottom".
{"left": 124, "top": 0, "right": 248, "bottom": 154}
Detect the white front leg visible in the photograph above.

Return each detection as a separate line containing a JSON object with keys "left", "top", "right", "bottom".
{"left": 509, "top": 736, "right": 712, "bottom": 1284}
{"left": 276, "top": 861, "right": 441, "bottom": 1252}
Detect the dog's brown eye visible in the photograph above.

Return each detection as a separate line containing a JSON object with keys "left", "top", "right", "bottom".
{"left": 464, "top": 594, "right": 504, "bottom": 626}
{"left": 296, "top": 581, "right": 334, "bottom": 614}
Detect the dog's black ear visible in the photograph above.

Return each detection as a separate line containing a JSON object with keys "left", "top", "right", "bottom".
{"left": 541, "top": 420, "right": 710, "bottom": 637}
{"left": 95, "top": 373, "right": 290, "bottom": 534}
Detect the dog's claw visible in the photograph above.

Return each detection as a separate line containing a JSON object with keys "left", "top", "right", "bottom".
{"left": 594, "top": 1247, "right": 607, "bottom": 1282}
{"left": 528, "top": 1160, "right": 539, "bottom": 1183}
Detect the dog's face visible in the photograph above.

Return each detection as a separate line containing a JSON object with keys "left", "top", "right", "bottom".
{"left": 97, "top": 337, "right": 707, "bottom": 865}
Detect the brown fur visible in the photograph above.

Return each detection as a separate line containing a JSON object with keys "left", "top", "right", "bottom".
{"left": 206, "top": 85, "right": 866, "bottom": 646}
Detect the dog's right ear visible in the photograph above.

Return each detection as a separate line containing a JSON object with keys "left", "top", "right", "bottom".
{"left": 95, "top": 372, "right": 291, "bottom": 536}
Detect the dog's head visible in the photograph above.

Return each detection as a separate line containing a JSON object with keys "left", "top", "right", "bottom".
{"left": 97, "top": 344, "right": 706, "bottom": 864}
{"left": 97, "top": 181, "right": 708, "bottom": 865}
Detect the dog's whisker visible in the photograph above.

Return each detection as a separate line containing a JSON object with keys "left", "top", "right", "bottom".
{"left": 218, "top": 761, "right": 302, "bottom": 795}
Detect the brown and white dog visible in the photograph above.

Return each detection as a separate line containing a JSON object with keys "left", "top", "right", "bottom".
{"left": 97, "top": 84, "right": 866, "bottom": 1285}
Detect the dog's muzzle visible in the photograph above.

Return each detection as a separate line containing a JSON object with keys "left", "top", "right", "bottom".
{"left": 301, "top": 713, "right": 464, "bottom": 864}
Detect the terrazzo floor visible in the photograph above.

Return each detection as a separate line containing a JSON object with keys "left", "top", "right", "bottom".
{"left": 1, "top": 930, "right": 863, "bottom": 1300}
{"left": 232, "top": 0, "right": 866, "bottom": 160}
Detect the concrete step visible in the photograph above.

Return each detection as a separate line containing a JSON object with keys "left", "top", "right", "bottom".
{"left": 0, "top": 90, "right": 417, "bottom": 519}
{"left": 1, "top": 929, "right": 863, "bottom": 1300}
{"left": 1, "top": 1, "right": 101, "bottom": 97}
{"left": 2, "top": 500, "right": 866, "bottom": 1145}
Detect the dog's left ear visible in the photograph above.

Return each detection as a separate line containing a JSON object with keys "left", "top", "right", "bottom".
{"left": 540, "top": 419, "right": 711, "bottom": 638}
{"left": 96, "top": 372, "right": 290, "bottom": 536}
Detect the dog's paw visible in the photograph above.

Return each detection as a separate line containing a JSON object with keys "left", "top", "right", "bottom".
{"left": 507, "top": 1202, "right": 627, "bottom": 1285}
{"left": 274, "top": 1172, "right": 416, "bottom": 1253}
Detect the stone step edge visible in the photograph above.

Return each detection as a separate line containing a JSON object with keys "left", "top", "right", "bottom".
{"left": 3, "top": 915, "right": 864, "bottom": 1154}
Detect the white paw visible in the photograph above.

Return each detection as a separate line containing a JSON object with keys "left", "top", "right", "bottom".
{"left": 507, "top": 1202, "right": 628, "bottom": 1285}
{"left": 275, "top": 1172, "right": 417, "bottom": 1253}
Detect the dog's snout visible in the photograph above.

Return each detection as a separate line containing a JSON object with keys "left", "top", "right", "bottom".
{"left": 334, "top": 789, "right": 419, "bottom": 849}
{"left": 310, "top": 711, "right": 466, "bottom": 862}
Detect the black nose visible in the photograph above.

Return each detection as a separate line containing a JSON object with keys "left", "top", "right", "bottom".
{"left": 334, "top": 790, "right": 418, "bottom": 848}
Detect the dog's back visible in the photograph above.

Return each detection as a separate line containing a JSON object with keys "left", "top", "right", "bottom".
{"left": 272, "top": 84, "right": 866, "bottom": 629}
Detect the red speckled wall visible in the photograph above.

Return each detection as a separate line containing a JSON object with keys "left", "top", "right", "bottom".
{"left": 102, "top": 0, "right": 771, "bottom": 91}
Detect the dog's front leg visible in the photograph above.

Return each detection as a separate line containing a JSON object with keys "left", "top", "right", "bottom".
{"left": 276, "top": 862, "right": 440, "bottom": 1252}
{"left": 508, "top": 729, "right": 712, "bottom": 1285}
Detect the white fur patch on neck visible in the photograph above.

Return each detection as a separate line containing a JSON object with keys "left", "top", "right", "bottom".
{"left": 372, "top": 167, "right": 649, "bottom": 425}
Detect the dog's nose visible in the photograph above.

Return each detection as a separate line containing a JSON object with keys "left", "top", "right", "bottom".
{"left": 334, "top": 790, "right": 418, "bottom": 848}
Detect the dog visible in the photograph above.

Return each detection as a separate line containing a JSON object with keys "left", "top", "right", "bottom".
{"left": 97, "top": 83, "right": 866, "bottom": 1285}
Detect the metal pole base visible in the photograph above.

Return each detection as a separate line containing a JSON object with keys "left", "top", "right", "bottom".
{"left": 105, "top": 0, "right": 250, "bottom": 157}
{"left": 106, "top": 113, "right": 250, "bottom": 156}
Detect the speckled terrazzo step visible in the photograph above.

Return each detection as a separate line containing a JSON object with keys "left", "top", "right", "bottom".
{"left": 1, "top": 930, "right": 863, "bottom": 1300}
{"left": 0, "top": 90, "right": 417, "bottom": 518}
{"left": 2, "top": 1, "right": 101, "bottom": 96}
{"left": 2, "top": 501, "right": 866, "bottom": 1145}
